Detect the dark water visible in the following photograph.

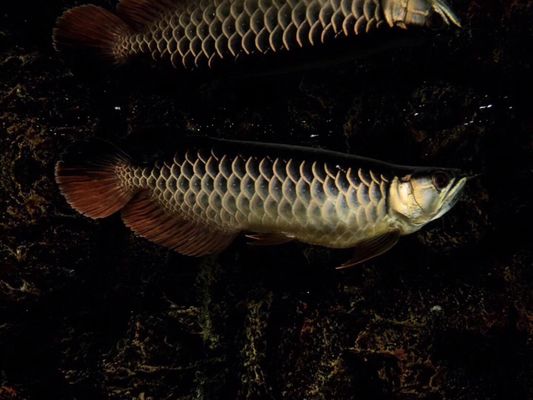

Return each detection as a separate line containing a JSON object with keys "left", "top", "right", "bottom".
{"left": 1, "top": 1, "right": 532, "bottom": 399}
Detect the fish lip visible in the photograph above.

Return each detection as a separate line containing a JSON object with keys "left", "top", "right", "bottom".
{"left": 432, "top": 176, "right": 468, "bottom": 220}
{"left": 430, "top": 0, "right": 462, "bottom": 28}
{"left": 451, "top": 176, "right": 468, "bottom": 198}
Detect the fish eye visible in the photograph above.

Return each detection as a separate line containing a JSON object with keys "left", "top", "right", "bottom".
{"left": 432, "top": 171, "right": 451, "bottom": 191}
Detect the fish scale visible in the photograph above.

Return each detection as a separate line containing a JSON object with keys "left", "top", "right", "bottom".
{"left": 56, "top": 138, "right": 467, "bottom": 263}
{"left": 121, "top": 0, "right": 408, "bottom": 68}
{"left": 118, "top": 147, "right": 390, "bottom": 248}
{"left": 54, "top": 0, "right": 460, "bottom": 69}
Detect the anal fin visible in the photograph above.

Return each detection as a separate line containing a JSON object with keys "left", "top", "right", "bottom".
{"left": 121, "top": 191, "right": 237, "bottom": 256}
{"left": 337, "top": 231, "right": 401, "bottom": 270}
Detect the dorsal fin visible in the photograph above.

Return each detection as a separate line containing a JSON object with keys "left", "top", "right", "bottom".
{"left": 121, "top": 191, "right": 237, "bottom": 256}
{"left": 116, "top": 0, "right": 179, "bottom": 30}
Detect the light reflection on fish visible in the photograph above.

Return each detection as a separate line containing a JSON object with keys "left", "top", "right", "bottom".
{"left": 55, "top": 138, "right": 468, "bottom": 267}
{"left": 53, "top": 0, "right": 461, "bottom": 70}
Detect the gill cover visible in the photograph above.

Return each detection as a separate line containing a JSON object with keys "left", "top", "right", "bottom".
{"left": 382, "top": 0, "right": 462, "bottom": 28}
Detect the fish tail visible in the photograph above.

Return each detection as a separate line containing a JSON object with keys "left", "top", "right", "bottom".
{"left": 53, "top": 5, "right": 134, "bottom": 64}
{"left": 55, "top": 141, "right": 136, "bottom": 219}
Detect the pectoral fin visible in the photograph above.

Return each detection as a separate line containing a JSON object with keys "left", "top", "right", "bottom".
{"left": 337, "top": 231, "right": 401, "bottom": 270}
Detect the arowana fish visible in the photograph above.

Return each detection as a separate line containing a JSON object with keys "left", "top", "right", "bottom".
{"left": 55, "top": 138, "right": 468, "bottom": 267}
{"left": 53, "top": 0, "right": 461, "bottom": 70}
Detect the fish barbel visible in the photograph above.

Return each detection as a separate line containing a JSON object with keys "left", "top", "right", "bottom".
{"left": 55, "top": 138, "right": 468, "bottom": 267}
{"left": 53, "top": 0, "right": 460, "bottom": 70}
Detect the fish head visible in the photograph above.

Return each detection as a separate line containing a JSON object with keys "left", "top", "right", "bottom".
{"left": 382, "top": 0, "right": 461, "bottom": 29}
{"left": 388, "top": 168, "right": 468, "bottom": 233}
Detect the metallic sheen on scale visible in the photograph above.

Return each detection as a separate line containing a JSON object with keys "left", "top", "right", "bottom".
{"left": 53, "top": 0, "right": 460, "bottom": 69}
{"left": 55, "top": 138, "right": 468, "bottom": 267}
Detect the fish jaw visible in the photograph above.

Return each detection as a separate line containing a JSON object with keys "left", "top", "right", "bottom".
{"left": 431, "top": 0, "right": 462, "bottom": 27}
{"left": 430, "top": 176, "right": 467, "bottom": 222}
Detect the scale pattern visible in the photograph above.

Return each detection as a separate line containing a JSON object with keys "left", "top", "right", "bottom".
{"left": 117, "top": 148, "right": 395, "bottom": 248}
{"left": 118, "top": 0, "right": 390, "bottom": 69}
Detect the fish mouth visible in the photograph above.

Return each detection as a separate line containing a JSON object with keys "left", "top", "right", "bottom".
{"left": 432, "top": 175, "right": 468, "bottom": 221}
{"left": 430, "top": 0, "right": 462, "bottom": 27}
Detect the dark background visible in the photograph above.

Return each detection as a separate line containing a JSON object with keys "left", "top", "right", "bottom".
{"left": 1, "top": 0, "right": 532, "bottom": 399}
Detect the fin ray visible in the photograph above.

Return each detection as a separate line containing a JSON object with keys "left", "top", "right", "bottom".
{"left": 337, "top": 231, "right": 401, "bottom": 270}
{"left": 53, "top": 5, "right": 133, "bottom": 64}
{"left": 117, "top": 0, "right": 178, "bottom": 30}
{"left": 55, "top": 142, "right": 134, "bottom": 219}
{"left": 246, "top": 232, "right": 294, "bottom": 246}
{"left": 122, "top": 191, "right": 237, "bottom": 256}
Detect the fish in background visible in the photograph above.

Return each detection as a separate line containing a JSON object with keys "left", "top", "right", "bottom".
{"left": 55, "top": 137, "right": 468, "bottom": 268}
{"left": 53, "top": 0, "right": 461, "bottom": 70}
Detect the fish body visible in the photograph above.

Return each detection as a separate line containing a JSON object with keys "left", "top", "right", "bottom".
{"left": 53, "top": 0, "right": 461, "bottom": 70}
{"left": 56, "top": 138, "right": 467, "bottom": 266}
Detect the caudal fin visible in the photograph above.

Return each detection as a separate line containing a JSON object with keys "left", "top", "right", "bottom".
{"left": 55, "top": 141, "right": 135, "bottom": 219}
{"left": 53, "top": 5, "right": 133, "bottom": 64}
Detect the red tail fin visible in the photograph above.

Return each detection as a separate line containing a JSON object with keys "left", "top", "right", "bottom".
{"left": 53, "top": 5, "right": 133, "bottom": 64}
{"left": 55, "top": 142, "right": 135, "bottom": 219}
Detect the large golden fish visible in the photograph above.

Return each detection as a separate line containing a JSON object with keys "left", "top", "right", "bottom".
{"left": 55, "top": 138, "right": 468, "bottom": 267}
{"left": 53, "top": 0, "right": 460, "bottom": 69}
